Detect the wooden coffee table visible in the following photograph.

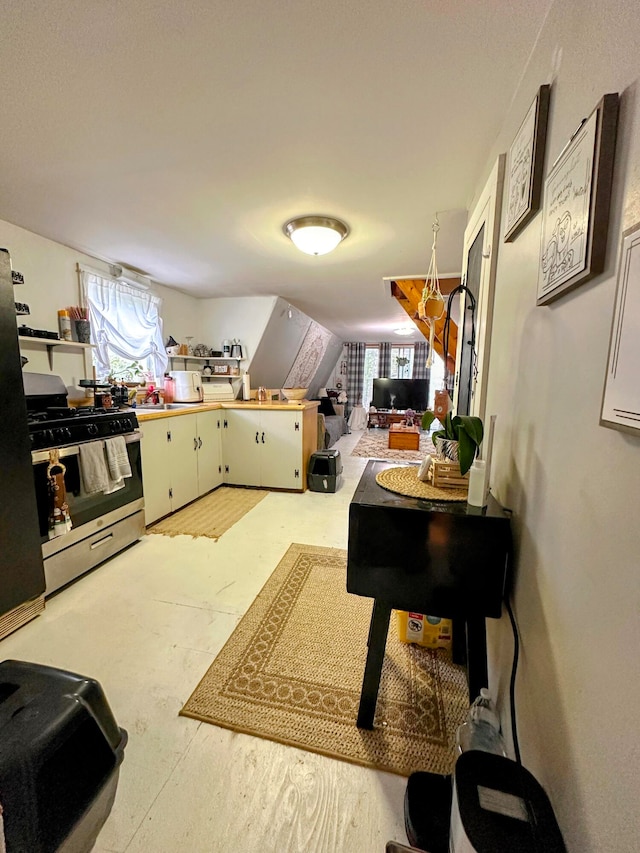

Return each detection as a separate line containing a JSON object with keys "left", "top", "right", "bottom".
{"left": 388, "top": 424, "right": 421, "bottom": 450}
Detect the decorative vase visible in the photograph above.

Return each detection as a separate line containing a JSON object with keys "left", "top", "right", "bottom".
{"left": 74, "top": 319, "right": 91, "bottom": 343}
{"left": 434, "top": 436, "right": 459, "bottom": 462}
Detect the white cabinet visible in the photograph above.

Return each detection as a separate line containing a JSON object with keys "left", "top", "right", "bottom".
{"left": 222, "top": 409, "right": 307, "bottom": 490}
{"left": 193, "top": 410, "right": 223, "bottom": 494}
{"left": 141, "top": 419, "right": 173, "bottom": 524}
{"left": 141, "top": 411, "right": 223, "bottom": 524}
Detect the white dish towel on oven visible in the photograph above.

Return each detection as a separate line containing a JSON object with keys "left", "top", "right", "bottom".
{"left": 104, "top": 436, "right": 132, "bottom": 492}
{"left": 79, "top": 440, "right": 111, "bottom": 494}
{"left": 79, "top": 438, "right": 131, "bottom": 495}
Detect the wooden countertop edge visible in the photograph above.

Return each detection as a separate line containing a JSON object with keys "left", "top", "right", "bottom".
{"left": 135, "top": 400, "right": 320, "bottom": 421}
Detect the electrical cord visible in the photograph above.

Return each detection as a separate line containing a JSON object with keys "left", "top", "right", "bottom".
{"left": 442, "top": 284, "right": 477, "bottom": 403}
{"left": 504, "top": 594, "right": 522, "bottom": 765}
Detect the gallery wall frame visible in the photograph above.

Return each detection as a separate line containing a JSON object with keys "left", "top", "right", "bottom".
{"left": 536, "top": 93, "right": 619, "bottom": 306}
{"left": 504, "top": 84, "right": 550, "bottom": 242}
{"left": 600, "top": 222, "right": 640, "bottom": 435}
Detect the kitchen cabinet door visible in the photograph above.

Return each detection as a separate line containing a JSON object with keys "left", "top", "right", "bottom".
{"left": 141, "top": 419, "right": 172, "bottom": 525}
{"left": 196, "top": 410, "right": 222, "bottom": 494}
{"left": 167, "top": 414, "right": 200, "bottom": 511}
{"left": 259, "top": 411, "right": 304, "bottom": 490}
{"left": 222, "top": 409, "right": 262, "bottom": 486}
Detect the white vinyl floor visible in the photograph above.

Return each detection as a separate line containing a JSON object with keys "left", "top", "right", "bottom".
{"left": 0, "top": 430, "right": 411, "bottom": 853}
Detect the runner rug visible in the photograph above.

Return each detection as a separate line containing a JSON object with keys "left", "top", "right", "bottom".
{"left": 351, "top": 428, "right": 435, "bottom": 463}
{"left": 148, "top": 487, "right": 268, "bottom": 539}
{"left": 180, "top": 543, "right": 468, "bottom": 777}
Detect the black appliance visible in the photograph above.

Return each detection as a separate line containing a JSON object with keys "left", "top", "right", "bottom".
{"left": 0, "top": 248, "right": 46, "bottom": 638}
{"left": 25, "top": 374, "right": 138, "bottom": 451}
{"left": 24, "top": 373, "right": 145, "bottom": 595}
{"left": 371, "top": 378, "right": 429, "bottom": 411}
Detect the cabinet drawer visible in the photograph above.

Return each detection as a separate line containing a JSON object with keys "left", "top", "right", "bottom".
{"left": 44, "top": 510, "right": 145, "bottom": 595}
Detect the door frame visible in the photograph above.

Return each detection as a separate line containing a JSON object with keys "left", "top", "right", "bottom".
{"left": 454, "top": 154, "right": 505, "bottom": 422}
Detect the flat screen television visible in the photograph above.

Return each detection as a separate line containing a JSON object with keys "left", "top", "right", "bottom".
{"left": 371, "top": 378, "right": 429, "bottom": 411}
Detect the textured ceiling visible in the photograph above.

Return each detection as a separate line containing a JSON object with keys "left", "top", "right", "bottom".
{"left": 0, "top": 0, "right": 551, "bottom": 340}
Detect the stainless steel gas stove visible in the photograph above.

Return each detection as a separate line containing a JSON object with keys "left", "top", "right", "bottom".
{"left": 24, "top": 373, "right": 145, "bottom": 595}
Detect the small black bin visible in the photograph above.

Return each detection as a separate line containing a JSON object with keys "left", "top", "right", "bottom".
{"left": 308, "top": 449, "right": 343, "bottom": 493}
{"left": 0, "top": 659, "right": 127, "bottom": 853}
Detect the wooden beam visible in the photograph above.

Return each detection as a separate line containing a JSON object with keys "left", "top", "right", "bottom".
{"left": 390, "top": 278, "right": 460, "bottom": 374}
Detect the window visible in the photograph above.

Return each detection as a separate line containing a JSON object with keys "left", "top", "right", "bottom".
{"left": 362, "top": 346, "right": 380, "bottom": 408}
{"left": 80, "top": 270, "right": 167, "bottom": 382}
{"left": 390, "top": 346, "right": 414, "bottom": 379}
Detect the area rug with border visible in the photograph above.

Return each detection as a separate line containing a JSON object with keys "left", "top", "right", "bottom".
{"left": 350, "top": 428, "right": 435, "bottom": 463}
{"left": 148, "top": 486, "right": 269, "bottom": 539}
{"left": 181, "top": 543, "right": 468, "bottom": 777}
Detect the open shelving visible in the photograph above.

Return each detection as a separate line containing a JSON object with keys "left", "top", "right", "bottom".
{"left": 168, "top": 353, "right": 245, "bottom": 380}
{"left": 18, "top": 335, "right": 94, "bottom": 370}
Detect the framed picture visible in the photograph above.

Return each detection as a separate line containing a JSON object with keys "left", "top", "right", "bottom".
{"left": 600, "top": 223, "right": 640, "bottom": 434}
{"left": 537, "top": 93, "right": 619, "bottom": 306}
{"left": 504, "top": 84, "right": 550, "bottom": 242}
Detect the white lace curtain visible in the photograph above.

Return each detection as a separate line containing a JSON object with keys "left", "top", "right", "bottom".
{"left": 80, "top": 270, "right": 167, "bottom": 379}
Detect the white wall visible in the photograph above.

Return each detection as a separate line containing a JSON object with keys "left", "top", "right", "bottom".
{"left": 2, "top": 218, "right": 199, "bottom": 389}
{"left": 476, "top": 2, "right": 640, "bottom": 850}
{"left": 195, "top": 295, "right": 277, "bottom": 373}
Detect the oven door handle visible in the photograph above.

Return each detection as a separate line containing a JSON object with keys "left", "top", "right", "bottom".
{"left": 31, "top": 431, "right": 141, "bottom": 464}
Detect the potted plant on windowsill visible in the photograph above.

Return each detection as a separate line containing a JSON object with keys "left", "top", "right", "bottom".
{"left": 421, "top": 410, "right": 484, "bottom": 475}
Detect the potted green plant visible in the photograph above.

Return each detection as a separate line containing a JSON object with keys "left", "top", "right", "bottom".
{"left": 421, "top": 410, "right": 483, "bottom": 475}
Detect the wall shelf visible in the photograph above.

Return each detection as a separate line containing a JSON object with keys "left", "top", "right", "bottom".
{"left": 18, "top": 335, "right": 93, "bottom": 370}
{"left": 168, "top": 354, "right": 245, "bottom": 369}
{"left": 168, "top": 355, "right": 245, "bottom": 362}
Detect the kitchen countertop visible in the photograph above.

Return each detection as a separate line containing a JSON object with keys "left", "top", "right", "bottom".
{"left": 133, "top": 400, "right": 319, "bottom": 421}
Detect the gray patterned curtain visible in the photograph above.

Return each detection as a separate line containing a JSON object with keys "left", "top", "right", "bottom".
{"left": 413, "top": 341, "right": 429, "bottom": 379}
{"left": 379, "top": 342, "right": 391, "bottom": 378}
{"left": 345, "top": 342, "right": 366, "bottom": 416}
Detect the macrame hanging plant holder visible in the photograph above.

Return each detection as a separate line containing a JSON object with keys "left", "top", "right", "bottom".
{"left": 417, "top": 216, "right": 446, "bottom": 368}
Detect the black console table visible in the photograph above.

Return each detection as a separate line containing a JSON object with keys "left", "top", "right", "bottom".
{"left": 347, "top": 460, "right": 512, "bottom": 729}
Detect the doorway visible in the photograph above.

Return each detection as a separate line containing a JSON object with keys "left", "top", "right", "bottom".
{"left": 454, "top": 155, "right": 505, "bottom": 422}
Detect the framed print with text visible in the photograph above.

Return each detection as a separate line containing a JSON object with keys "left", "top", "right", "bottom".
{"left": 600, "top": 223, "right": 640, "bottom": 434}
{"left": 504, "top": 84, "right": 550, "bottom": 242}
{"left": 537, "top": 93, "right": 619, "bottom": 306}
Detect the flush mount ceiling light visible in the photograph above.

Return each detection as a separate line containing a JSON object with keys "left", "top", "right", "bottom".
{"left": 283, "top": 215, "right": 349, "bottom": 256}
{"left": 394, "top": 326, "right": 415, "bottom": 336}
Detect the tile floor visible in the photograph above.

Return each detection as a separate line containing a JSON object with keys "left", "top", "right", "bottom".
{"left": 0, "top": 430, "right": 410, "bottom": 853}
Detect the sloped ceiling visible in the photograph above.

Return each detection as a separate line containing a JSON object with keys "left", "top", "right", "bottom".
{"left": 0, "top": 1, "right": 551, "bottom": 341}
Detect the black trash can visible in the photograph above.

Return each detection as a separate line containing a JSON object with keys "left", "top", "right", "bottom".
{"left": 0, "top": 659, "right": 127, "bottom": 853}
{"left": 308, "top": 449, "right": 343, "bottom": 492}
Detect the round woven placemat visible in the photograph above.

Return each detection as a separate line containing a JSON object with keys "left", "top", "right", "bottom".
{"left": 376, "top": 466, "right": 468, "bottom": 502}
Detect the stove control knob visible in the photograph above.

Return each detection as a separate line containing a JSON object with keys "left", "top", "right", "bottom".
{"left": 87, "top": 423, "right": 99, "bottom": 436}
